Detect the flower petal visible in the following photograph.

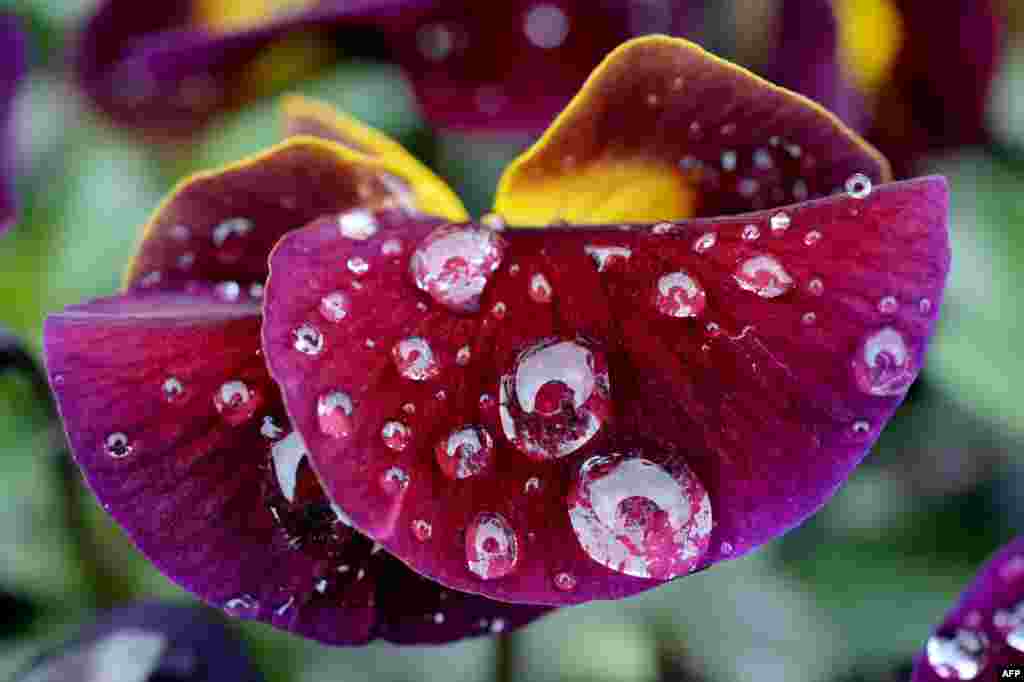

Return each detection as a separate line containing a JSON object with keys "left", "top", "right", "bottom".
{"left": 44, "top": 290, "right": 548, "bottom": 644}
{"left": 125, "top": 136, "right": 465, "bottom": 289}
{"left": 262, "top": 177, "right": 948, "bottom": 606}
{"left": 911, "top": 536, "right": 1024, "bottom": 681}
{"left": 0, "top": 13, "right": 26, "bottom": 236}
{"left": 494, "top": 36, "right": 891, "bottom": 226}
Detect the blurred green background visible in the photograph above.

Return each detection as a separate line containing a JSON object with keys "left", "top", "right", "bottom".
{"left": 0, "top": 0, "right": 1022, "bottom": 680}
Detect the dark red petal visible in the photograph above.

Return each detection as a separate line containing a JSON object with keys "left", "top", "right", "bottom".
{"left": 44, "top": 290, "right": 548, "bottom": 644}
{"left": 0, "top": 13, "right": 26, "bottom": 236}
{"left": 911, "top": 536, "right": 1024, "bottom": 681}
{"left": 262, "top": 177, "right": 949, "bottom": 606}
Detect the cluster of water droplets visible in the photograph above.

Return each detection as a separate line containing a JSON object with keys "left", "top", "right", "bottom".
{"left": 994, "top": 600, "right": 1024, "bottom": 653}
{"left": 925, "top": 629, "right": 989, "bottom": 680}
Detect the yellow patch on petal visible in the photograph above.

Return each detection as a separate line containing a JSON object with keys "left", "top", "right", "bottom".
{"left": 281, "top": 96, "right": 468, "bottom": 221}
{"left": 835, "top": 0, "right": 904, "bottom": 95}
{"left": 193, "top": 0, "right": 318, "bottom": 33}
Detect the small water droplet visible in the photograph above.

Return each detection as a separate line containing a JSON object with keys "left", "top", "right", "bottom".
{"left": 807, "top": 277, "right": 824, "bottom": 296}
{"left": 249, "top": 282, "right": 264, "bottom": 299}
{"left": 319, "top": 291, "right": 351, "bottom": 323}
{"left": 852, "top": 327, "right": 917, "bottom": 396}
{"left": 177, "top": 252, "right": 195, "bottom": 270}
{"left": 347, "top": 257, "right": 369, "bottom": 275}
{"left": 720, "top": 150, "right": 737, "bottom": 171}
{"left": 652, "top": 222, "right": 676, "bottom": 235}
{"left": 215, "top": 281, "right": 241, "bottom": 301}
{"left": 734, "top": 255, "right": 794, "bottom": 298}
{"left": 456, "top": 345, "right": 472, "bottom": 366}
{"left": 435, "top": 425, "right": 494, "bottom": 479}
{"left": 381, "top": 421, "right": 412, "bottom": 451}
{"left": 170, "top": 224, "right": 190, "bottom": 241}
{"left": 381, "top": 466, "right": 410, "bottom": 494}
{"left": 851, "top": 419, "right": 871, "bottom": 436}
{"left": 402, "top": 403, "right": 416, "bottom": 415}
{"left": 214, "top": 380, "right": 261, "bottom": 425}
{"left": 693, "top": 232, "right": 717, "bottom": 254}
{"left": 212, "top": 217, "right": 252, "bottom": 248}
{"left": 317, "top": 390, "right": 354, "bottom": 438}
{"left": 338, "top": 208, "right": 378, "bottom": 240}
{"left": 553, "top": 572, "right": 577, "bottom": 591}
{"left": 845, "top": 173, "right": 872, "bottom": 199}
{"left": 380, "top": 238, "right": 403, "bottom": 257}
{"left": 223, "top": 594, "right": 260, "bottom": 618}
{"left": 392, "top": 337, "right": 440, "bottom": 381}
{"left": 925, "top": 629, "right": 988, "bottom": 680}
{"left": 479, "top": 393, "right": 496, "bottom": 411}
{"left": 801, "top": 312, "right": 817, "bottom": 326}
{"left": 417, "top": 22, "right": 453, "bottom": 61}
{"left": 529, "top": 273, "right": 553, "bottom": 303}
{"left": 490, "top": 618, "right": 507, "bottom": 633}
{"left": 524, "top": 3, "right": 569, "bottom": 49}
{"left": 410, "top": 224, "right": 505, "bottom": 313}
{"left": 412, "top": 518, "right": 432, "bottom": 541}
{"left": 364, "top": 338, "right": 376, "bottom": 349}
{"left": 655, "top": 271, "right": 707, "bottom": 318}
{"left": 314, "top": 577, "right": 329, "bottom": 594}
{"left": 292, "top": 324, "right": 324, "bottom": 355}
{"left": 742, "top": 224, "right": 760, "bottom": 241}
{"left": 491, "top": 302, "right": 507, "bottom": 319}
{"left": 162, "top": 377, "right": 185, "bottom": 403}
{"left": 770, "top": 212, "right": 790, "bottom": 233}
{"left": 568, "top": 452, "right": 712, "bottom": 579}
{"left": 584, "top": 245, "right": 632, "bottom": 271}
{"left": 466, "top": 512, "right": 519, "bottom": 580}
{"left": 508, "top": 263, "right": 520, "bottom": 276}
{"left": 104, "top": 432, "right": 133, "bottom": 458}
{"left": 919, "top": 298, "right": 933, "bottom": 314}
{"left": 720, "top": 123, "right": 737, "bottom": 136}
{"left": 524, "top": 477, "right": 541, "bottom": 494}
{"left": 705, "top": 321, "right": 721, "bottom": 336}
{"left": 261, "top": 415, "right": 284, "bottom": 440}
{"left": 646, "top": 92, "right": 660, "bottom": 107}
{"left": 416, "top": 302, "right": 428, "bottom": 312}
{"left": 720, "top": 541, "right": 734, "bottom": 555}
{"left": 878, "top": 296, "right": 899, "bottom": 314}
{"left": 803, "top": 230, "right": 822, "bottom": 246}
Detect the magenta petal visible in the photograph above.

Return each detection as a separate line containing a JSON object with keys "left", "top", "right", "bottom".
{"left": 44, "top": 290, "right": 548, "bottom": 644}
{"left": 262, "top": 178, "right": 950, "bottom": 606}
{"left": 0, "top": 13, "right": 26, "bottom": 236}
{"left": 911, "top": 536, "right": 1024, "bottom": 681}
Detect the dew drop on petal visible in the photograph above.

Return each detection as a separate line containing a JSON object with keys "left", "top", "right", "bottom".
{"left": 553, "top": 572, "right": 577, "bottom": 592}
{"left": 381, "top": 466, "right": 410, "bottom": 494}
{"left": 919, "top": 298, "right": 933, "bottom": 314}
{"left": 412, "top": 519, "right": 432, "bottom": 541}
{"left": 466, "top": 512, "right": 519, "bottom": 580}
{"left": 770, "top": 212, "right": 790, "bottom": 234}
{"left": 491, "top": 301, "right": 507, "bottom": 319}
{"left": 524, "top": 477, "right": 541, "bottom": 494}
{"left": 223, "top": 594, "right": 260, "bottom": 618}
{"left": 392, "top": 337, "right": 441, "bottom": 381}
{"left": 409, "top": 224, "right": 505, "bottom": 313}
{"left": 347, "top": 257, "right": 369, "bottom": 275}
{"left": 651, "top": 222, "right": 675, "bottom": 235}
{"left": 524, "top": 3, "right": 569, "bottom": 49}
{"left": 271, "top": 432, "right": 308, "bottom": 503}
{"left": 162, "top": 376, "right": 185, "bottom": 403}
{"left": 490, "top": 619, "right": 507, "bottom": 633}
{"left": 104, "top": 432, "right": 133, "bottom": 459}
{"left": 852, "top": 327, "right": 918, "bottom": 396}
{"left": 845, "top": 173, "right": 872, "bottom": 199}
{"left": 319, "top": 291, "right": 350, "bottom": 323}
{"left": 925, "top": 630, "right": 988, "bottom": 680}
{"left": 529, "top": 273, "right": 553, "bottom": 303}
{"left": 317, "top": 390, "right": 354, "bottom": 438}
{"left": 807, "top": 277, "right": 825, "bottom": 296}
{"left": 851, "top": 419, "right": 871, "bottom": 436}
{"left": 381, "top": 420, "right": 412, "bottom": 451}
{"left": 417, "top": 22, "right": 453, "bottom": 61}
{"left": 803, "top": 230, "right": 822, "bottom": 246}
{"left": 381, "top": 238, "right": 403, "bottom": 256}
{"left": 742, "top": 224, "right": 760, "bottom": 241}
{"left": 215, "top": 281, "right": 241, "bottom": 301}
{"left": 878, "top": 296, "right": 899, "bottom": 314}
{"left": 568, "top": 453, "right": 712, "bottom": 579}
{"left": 261, "top": 415, "right": 284, "bottom": 440}
{"left": 435, "top": 425, "right": 494, "bottom": 479}
{"left": 733, "top": 255, "right": 794, "bottom": 298}
{"left": 693, "top": 232, "right": 717, "bottom": 254}
{"left": 338, "top": 208, "right": 378, "bottom": 240}
{"left": 499, "top": 338, "right": 612, "bottom": 461}
{"left": 655, "top": 271, "right": 707, "bottom": 318}
{"left": 456, "top": 345, "right": 472, "bottom": 366}
{"left": 212, "top": 217, "right": 252, "bottom": 258}
{"left": 292, "top": 324, "right": 324, "bottom": 355}
{"left": 249, "top": 283, "right": 264, "bottom": 299}
{"left": 801, "top": 312, "right": 817, "bottom": 326}
{"left": 214, "top": 380, "right": 261, "bottom": 425}
{"left": 584, "top": 245, "right": 632, "bottom": 272}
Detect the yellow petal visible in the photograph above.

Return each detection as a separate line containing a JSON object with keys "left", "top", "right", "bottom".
{"left": 835, "top": 0, "right": 904, "bottom": 95}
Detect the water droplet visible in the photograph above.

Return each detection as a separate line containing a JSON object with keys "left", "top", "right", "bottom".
{"left": 410, "top": 224, "right": 505, "bottom": 313}
{"left": 770, "top": 212, "right": 790, "bottom": 234}
{"left": 456, "top": 345, "right": 472, "bottom": 366}
{"left": 801, "top": 312, "right": 817, "bottom": 326}
{"left": 524, "top": 3, "right": 569, "bottom": 49}
{"left": 392, "top": 337, "right": 441, "bottom": 381}
{"left": 553, "top": 572, "right": 577, "bottom": 591}
{"left": 742, "top": 224, "right": 761, "bottom": 241}
{"left": 753, "top": 148, "right": 773, "bottom": 169}
{"left": 261, "top": 415, "right": 284, "bottom": 440}
{"left": 807, "top": 277, "right": 824, "bottom": 296}
{"left": 1008, "top": 627, "right": 1024, "bottom": 653}
{"left": 720, "top": 150, "right": 737, "bottom": 171}
{"left": 925, "top": 629, "right": 988, "bottom": 680}
{"left": 720, "top": 541, "right": 734, "bottom": 555}
{"left": 338, "top": 208, "right": 378, "bottom": 240}
{"left": 529, "top": 273, "right": 553, "bottom": 303}
{"left": 568, "top": 453, "right": 712, "bottom": 579}
{"left": 499, "top": 338, "right": 612, "bottom": 461}
{"left": 104, "top": 432, "right": 132, "bottom": 458}
{"left": 417, "top": 22, "right": 453, "bottom": 61}
{"left": 292, "top": 324, "right": 324, "bottom": 355}
{"left": 851, "top": 419, "right": 871, "bottom": 435}
{"left": 584, "top": 245, "right": 632, "bottom": 272}
{"left": 347, "top": 257, "right": 369, "bottom": 275}
{"left": 466, "top": 512, "right": 519, "bottom": 580}
{"left": 693, "top": 232, "right": 717, "bottom": 254}
{"left": 852, "top": 327, "right": 917, "bottom": 396}
{"left": 381, "top": 421, "right": 412, "bottom": 451}
{"left": 878, "top": 296, "right": 899, "bottom": 314}
{"left": 162, "top": 377, "right": 184, "bottom": 403}
{"left": 317, "top": 390, "right": 354, "bottom": 438}
{"left": 381, "top": 466, "right": 410, "bottom": 494}
{"left": 271, "top": 432, "right": 308, "bottom": 503}
{"left": 212, "top": 217, "right": 252, "bottom": 248}
{"left": 177, "top": 252, "right": 195, "bottom": 270}
{"left": 734, "top": 255, "right": 794, "bottom": 298}
{"left": 223, "top": 594, "right": 259, "bottom": 618}
{"left": 720, "top": 123, "right": 737, "bottom": 136}
{"left": 803, "top": 230, "right": 822, "bottom": 246}
{"left": 170, "top": 224, "right": 190, "bottom": 241}
{"left": 652, "top": 222, "right": 676, "bottom": 235}
{"left": 490, "top": 618, "right": 507, "bottom": 633}
{"left": 431, "top": 611, "right": 445, "bottom": 624}
{"left": 845, "top": 173, "right": 872, "bottom": 199}
{"left": 412, "top": 519, "right": 432, "bottom": 541}
{"left": 314, "top": 577, "right": 328, "bottom": 594}
{"left": 1000, "top": 556, "right": 1024, "bottom": 582}
{"left": 377, "top": 239, "right": 403, "bottom": 258}
{"left": 402, "top": 402, "right": 416, "bottom": 415}
{"left": 435, "top": 425, "right": 494, "bottom": 479}
{"left": 646, "top": 93, "right": 660, "bottom": 107}
{"left": 919, "top": 298, "right": 933, "bottom": 314}
{"left": 479, "top": 393, "right": 496, "bottom": 411}
{"left": 249, "top": 283, "right": 264, "bottom": 299}
{"left": 364, "top": 338, "right": 376, "bottom": 349}
{"left": 491, "top": 302, "right": 507, "bottom": 319}
{"left": 214, "top": 380, "right": 261, "bottom": 425}
{"left": 215, "top": 281, "right": 241, "bottom": 301}
{"left": 655, "top": 271, "right": 707, "bottom": 318}
{"left": 705, "top": 321, "right": 721, "bottom": 336}
{"left": 319, "top": 291, "right": 351, "bottom": 323}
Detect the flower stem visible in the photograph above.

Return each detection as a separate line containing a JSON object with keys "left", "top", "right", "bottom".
{"left": 495, "top": 632, "right": 516, "bottom": 682}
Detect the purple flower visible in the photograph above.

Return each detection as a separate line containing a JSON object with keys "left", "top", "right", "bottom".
{"left": 912, "top": 536, "right": 1024, "bottom": 681}
{"left": 46, "top": 36, "right": 949, "bottom": 640}
{"left": 0, "top": 13, "right": 26, "bottom": 235}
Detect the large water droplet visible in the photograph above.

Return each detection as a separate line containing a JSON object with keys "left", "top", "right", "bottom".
{"left": 733, "top": 255, "right": 794, "bottom": 298}
{"left": 317, "top": 390, "right": 354, "bottom": 438}
{"left": 845, "top": 173, "right": 872, "bottom": 199}
{"left": 466, "top": 512, "right": 519, "bottom": 580}
{"left": 271, "top": 432, "right": 308, "bottom": 503}
{"left": 499, "top": 338, "right": 612, "bottom": 461}
{"left": 852, "top": 327, "right": 917, "bottom": 396}
{"left": 409, "top": 224, "right": 505, "bottom": 313}
{"left": 584, "top": 245, "right": 632, "bottom": 272}
{"left": 381, "top": 420, "right": 412, "bottom": 451}
{"left": 319, "top": 291, "right": 350, "bottom": 323}
{"left": 655, "top": 271, "right": 707, "bottom": 318}
{"left": 338, "top": 208, "right": 378, "bottom": 240}
{"left": 568, "top": 452, "right": 712, "bottom": 579}
{"left": 529, "top": 273, "right": 553, "bottom": 303}
{"left": 104, "top": 432, "right": 133, "bottom": 459}
{"left": 292, "top": 324, "right": 324, "bottom": 355}
{"left": 392, "top": 337, "right": 441, "bottom": 381}
{"left": 435, "top": 425, "right": 494, "bottom": 479}
{"left": 925, "top": 629, "right": 988, "bottom": 680}
{"left": 214, "top": 380, "right": 261, "bottom": 425}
